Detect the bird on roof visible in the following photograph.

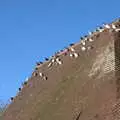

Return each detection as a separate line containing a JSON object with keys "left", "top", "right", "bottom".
{"left": 70, "top": 47, "right": 75, "bottom": 52}
{"left": 115, "top": 28, "right": 120, "bottom": 32}
{"left": 33, "top": 72, "right": 38, "bottom": 77}
{"left": 111, "top": 24, "right": 116, "bottom": 29}
{"left": 56, "top": 58, "right": 63, "bottom": 65}
{"left": 36, "top": 62, "right": 40, "bottom": 65}
{"left": 81, "top": 46, "right": 86, "bottom": 51}
{"left": 80, "top": 37, "right": 84, "bottom": 41}
{"left": 88, "top": 38, "right": 94, "bottom": 42}
{"left": 73, "top": 53, "right": 79, "bottom": 58}
{"left": 45, "top": 57, "right": 49, "bottom": 61}
{"left": 18, "top": 88, "right": 22, "bottom": 91}
{"left": 69, "top": 43, "right": 74, "bottom": 46}
{"left": 23, "top": 81, "right": 27, "bottom": 85}
{"left": 103, "top": 23, "right": 111, "bottom": 29}
{"left": 87, "top": 46, "right": 94, "bottom": 50}
{"left": 39, "top": 72, "right": 44, "bottom": 77}
{"left": 96, "top": 27, "right": 104, "bottom": 32}
{"left": 10, "top": 97, "right": 14, "bottom": 101}
{"left": 88, "top": 31, "right": 92, "bottom": 35}
{"left": 70, "top": 53, "right": 74, "bottom": 57}
{"left": 81, "top": 40, "right": 86, "bottom": 46}
{"left": 48, "top": 62, "right": 53, "bottom": 68}
{"left": 43, "top": 76, "right": 48, "bottom": 80}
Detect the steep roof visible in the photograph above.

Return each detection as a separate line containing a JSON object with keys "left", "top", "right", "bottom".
{"left": 3, "top": 19, "right": 120, "bottom": 120}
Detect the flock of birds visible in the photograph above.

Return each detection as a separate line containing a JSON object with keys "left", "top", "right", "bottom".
{"left": 10, "top": 19, "right": 120, "bottom": 102}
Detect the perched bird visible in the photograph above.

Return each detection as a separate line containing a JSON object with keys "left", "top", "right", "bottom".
{"left": 73, "top": 53, "right": 79, "bottom": 58}
{"left": 81, "top": 40, "right": 86, "bottom": 46}
{"left": 88, "top": 38, "right": 94, "bottom": 42}
{"left": 56, "top": 58, "right": 63, "bottom": 65}
{"left": 81, "top": 46, "right": 86, "bottom": 51}
{"left": 70, "top": 47, "right": 75, "bottom": 52}
{"left": 103, "top": 23, "right": 111, "bottom": 29}
{"left": 18, "top": 88, "right": 22, "bottom": 91}
{"left": 69, "top": 43, "right": 74, "bottom": 46}
{"left": 80, "top": 37, "right": 84, "bottom": 40}
{"left": 45, "top": 57, "right": 49, "bottom": 61}
{"left": 43, "top": 76, "right": 48, "bottom": 80}
{"left": 23, "top": 81, "right": 27, "bottom": 85}
{"left": 96, "top": 27, "right": 104, "bottom": 32}
{"left": 33, "top": 72, "right": 38, "bottom": 77}
{"left": 48, "top": 62, "right": 52, "bottom": 68}
{"left": 111, "top": 24, "right": 116, "bottom": 29}
{"left": 115, "top": 28, "right": 120, "bottom": 32}
{"left": 10, "top": 97, "right": 14, "bottom": 101}
{"left": 87, "top": 46, "right": 94, "bottom": 50}
{"left": 39, "top": 72, "right": 44, "bottom": 77}
{"left": 70, "top": 53, "right": 74, "bottom": 57}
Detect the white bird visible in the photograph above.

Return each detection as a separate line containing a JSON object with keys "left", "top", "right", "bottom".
{"left": 97, "top": 27, "right": 104, "bottom": 32}
{"left": 99, "top": 28, "right": 104, "bottom": 32}
{"left": 70, "top": 47, "right": 75, "bottom": 52}
{"left": 58, "top": 61, "right": 62, "bottom": 65}
{"left": 81, "top": 46, "right": 86, "bottom": 51}
{"left": 81, "top": 40, "right": 86, "bottom": 46}
{"left": 115, "top": 28, "right": 120, "bottom": 32}
{"left": 39, "top": 72, "right": 44, "bottom": 77}
{"left": 56, "top": 58, "right": 60, "bottom": 62}
{"left": 88, "top": 31, "right": 92, "bottom": 35}
{"left": 48, "top": 62, "right": 52, "bottom": 68}
{"left": 87, "top": 46, "right": 93, "bottom": 50}
{"left": 56, "top": 58, "right": 63, "bottom": 65}
{"left": 51, "top": 58, "right": 56, "bottom": 63}
{"left": 111, "top": 24, "right": 116, "bottom": 29}
{"left": 43, "top": 76, "right": 48, "bottom": 80}
{"left": 70, "top": 53, "right": 74, "bottom": 57}
{"left": 73, "top": 53, "right": 79, "bottom": 58}
{"left": 103, "top": 24, "right": 111, "bottom": 29}
{"left": 88, "top": 38, "right": 94, "bottom": 42}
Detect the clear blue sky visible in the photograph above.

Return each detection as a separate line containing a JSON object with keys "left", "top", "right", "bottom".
{"left": 0, "top": 0, "right": 119, "bottom": 103}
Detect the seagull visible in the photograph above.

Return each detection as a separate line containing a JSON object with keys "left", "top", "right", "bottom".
{"left": 87, "top": 46, "right": 94, "bottom": 50}
{"left": 115, "top": 28, "right": 120, "bottom": 32}
{"left": 33, "top": 72, "right": 38, "bottom": 77}
{"left": 48, "top": 62, "right": 52, "bottom": 68}
{"left": 18, "top": 88, "right": 21, "bottom": 91}
{"left": 81, "top": 40, "right": 86, "bottom": 46}
{"left": 103, "top": 24, "right": 111, "bottom": 29}
{"left": 97, "top": 27, "right": 104, "bottom": 32}
{"left": 81, "top": 46, "right": 86, "bottom": 51}
{"left": 69, "top": 43, "right": 74, "bottom": 46}
{"left": 58, "top": 61, "right": 62, "bottom": 65}
{"left": 70, "top": 47, "right": 75, "bottom": 52}
{"left": 70, "top": 53, "right": 74, "bottom": 57}
{"left": 10, "top": 97, "right": 14, "bottom": 101}
{"left": 43, "top": 76, "right": 48, "bottom": 80}
{"left": 45, "top": 57, "right": 49, "bottom": 61}
{"left": 23, "top": 81, "right": 27, "bottom": 85}
{"left": 80, "top": 37, "right": 84, "bottom": 41}
{"left": 88, "top": 31, "right": 94, "bottom": 36}
{"left": 88, "top": 38, "right": 94, "bottom": 42}
{"left": 73, "top": 53, "right": 79, "bottom": 58}
{"left": 112, "top": 24, "right": 116, "bottom": 29}
{"left": 39, "top": 72, "right": 44, "bottom": 77}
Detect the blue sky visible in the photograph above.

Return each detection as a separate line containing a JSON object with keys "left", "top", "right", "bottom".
{"left": 0, "top": 0, "right": 119, "bottom": 103}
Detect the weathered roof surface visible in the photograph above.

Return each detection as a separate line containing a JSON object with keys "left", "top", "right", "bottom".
{"left": 3, "top": 19, "right": 120, "bottom": 120}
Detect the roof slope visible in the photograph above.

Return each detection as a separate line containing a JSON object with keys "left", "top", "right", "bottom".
{"left": 3, "top": 19, "right": 120, "bottom": 120}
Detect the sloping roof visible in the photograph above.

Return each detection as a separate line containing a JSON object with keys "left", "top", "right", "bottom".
{"left": 3, "top": 19, "right": 120, "bottom": 120}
